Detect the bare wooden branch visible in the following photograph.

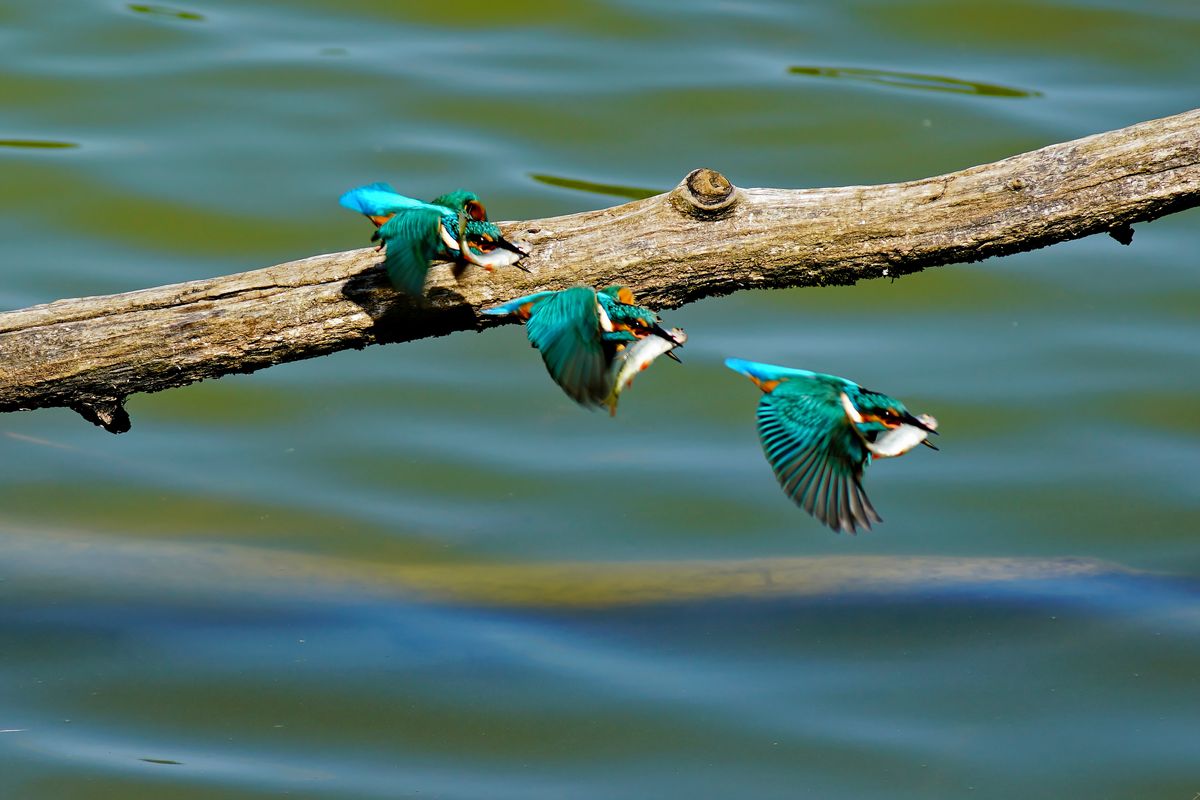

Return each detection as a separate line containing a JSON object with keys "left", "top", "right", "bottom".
{"left": 2, "top": 108, "right": 1198, "bottom": 432}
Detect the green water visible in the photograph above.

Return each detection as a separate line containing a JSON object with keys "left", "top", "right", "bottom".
{"left": 2, "top": 1, "right": 1199, "bottom": 798}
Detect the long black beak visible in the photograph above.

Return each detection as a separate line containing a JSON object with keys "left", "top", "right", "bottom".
{"left": 903, "top": 412, "right": 938, "bottom": 434}
{"left": 921, "top": 439, "right": 940, "bottom": 451}
{"left": 650, "top": 323, "right": 683, "bottom": 346}
{"left": 496, "top": 237, "right": 529, "bottom": 258}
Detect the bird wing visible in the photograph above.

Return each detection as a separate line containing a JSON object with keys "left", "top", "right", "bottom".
{"left": 756, "top": 384, "right": 881, "bottom": 534}
{"left": 525, "top": 287, "right": 609, "bottom": 406}
{"left": 376, "top": 207, "right": 445, "bottom": 296}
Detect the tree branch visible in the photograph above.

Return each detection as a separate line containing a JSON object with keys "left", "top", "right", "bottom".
{"left": 2, "top": 108, "right": 1198, "bottom": 433}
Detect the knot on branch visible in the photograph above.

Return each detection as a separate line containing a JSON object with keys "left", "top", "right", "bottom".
{"left": 669, "top": 168, "right": 740, "bottom": 218}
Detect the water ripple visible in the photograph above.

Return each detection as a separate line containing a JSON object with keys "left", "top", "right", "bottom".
{"left": 126, "top": 4, "right": 205, "bottom": 22}
{"left": 0, "top": 138, "right": 78, "bottom": 149}
{"left": 529, "top": 172, "right": 662, "bottom": 200}
{"left": 788, "top": 65, "right": 1042, "bottom": 97}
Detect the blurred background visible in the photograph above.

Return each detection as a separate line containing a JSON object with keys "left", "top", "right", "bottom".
{"left": 1, "top": 1, "right": 1197, "bottom": 798}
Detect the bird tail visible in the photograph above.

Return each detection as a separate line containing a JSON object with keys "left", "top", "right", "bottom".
{"left": 337, "top": 182, "right": 403, "bottom": 215}
{"left": 481, "top": 291, "right": 558, "bottom": 318}
{"left": 724, "top": 357, "right": 817, "bottom": 383}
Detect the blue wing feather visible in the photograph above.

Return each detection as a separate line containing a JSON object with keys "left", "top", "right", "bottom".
{"left": 755, "top": 382, "right": 880, "bottom": 533}
{"left": 376, "top": 207, "right": 444, "bottom": 295}
{"left": 525, "top": 287, "right": 609, "bottom": 406}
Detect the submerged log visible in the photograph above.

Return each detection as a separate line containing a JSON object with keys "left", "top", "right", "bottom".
{"left": 1, "top": 521, "right": 1143, "bottom": 608}
{"left": 1, "top": 108, "right": 1198, "bottom": 432}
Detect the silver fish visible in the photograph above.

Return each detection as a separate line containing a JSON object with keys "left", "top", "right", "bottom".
{"left": 604, "top": 328, "right": 687, "bottom": 416}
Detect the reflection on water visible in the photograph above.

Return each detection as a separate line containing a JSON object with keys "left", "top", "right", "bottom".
{"left": 788, "top": 65, "right": 1042, "bottom": 97}
{"left": 0, "top": 524, "right": 1149, "bottom": 608}
{"left": 529, "top": 172, "right": 662, "bottom": 200}
{"left": 0, "top": 139, "right": 79, "bottom": 149}
{"left": 126, "top": 3, "right": 205, "bottom": 22}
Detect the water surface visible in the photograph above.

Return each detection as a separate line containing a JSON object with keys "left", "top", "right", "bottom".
{"left": 2, "top": 1, "right": 1198, "bottom": 798}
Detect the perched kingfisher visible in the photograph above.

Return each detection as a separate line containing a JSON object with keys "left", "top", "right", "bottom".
{"left": 725, "top": 358, "right": 938, "bottom": 534}
{"left": 483, "top": 285, "right": 684, "bottom": 414}
{"left": 339, "top": 182, "right": 528, "bottom": 296}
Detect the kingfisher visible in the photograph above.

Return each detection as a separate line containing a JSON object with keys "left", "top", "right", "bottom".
{"left": 725, "top": 358, "right": 938, "bottom": 534}
{"left": 339, "top": 182, "right": 528, "bottom": 296}
{"left": 483, "top": 285, "right": 684, "bottom": 413}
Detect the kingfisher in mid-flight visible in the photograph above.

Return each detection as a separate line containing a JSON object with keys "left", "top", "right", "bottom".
{"left": 726, "top": 358, "right": 938, "bottom": 534}
{"left": 339, "top": 182, "right": 528, "bottom": 296}
{"left": 484, "top": 285, "right": 684, "bottom": 414}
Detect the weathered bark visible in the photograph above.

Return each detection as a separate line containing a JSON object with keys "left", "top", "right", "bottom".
{"left": 2, "top": 108, "right": 1198, "bottom": 433}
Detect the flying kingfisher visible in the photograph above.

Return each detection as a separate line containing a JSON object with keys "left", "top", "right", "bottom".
{"left": 483, "top": 285, "right": 684, "bottom": 414}
{"left": 339, "top": 182, "right": 528, "bottom": 296}
{"left": 725, "top": 358, "right": 938, "bottom": 534}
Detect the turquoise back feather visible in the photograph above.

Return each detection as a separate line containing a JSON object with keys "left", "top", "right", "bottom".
{"left": 375, "top": 208, "right": 445, "bottom": 295}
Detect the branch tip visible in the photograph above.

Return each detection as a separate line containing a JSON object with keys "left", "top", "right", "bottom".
{"left": 70, "top": 397, "right": 131, "bottom": 434}
{"left": 1108, "top": 223, "right": 1135, "bottom": 246}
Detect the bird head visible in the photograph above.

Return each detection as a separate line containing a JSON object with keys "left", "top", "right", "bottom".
{"left": 842, "top": 389, "right": 936, "bottom": 434}
{"left": 600, "top": 285, "right": 639, "bottom": 305}
{"left": 430, "top": 189, "right": 488, "bottom": 221}
{"left": 462, "top": 219, "right": 529, "bottom": 258}
{"left": 842, "top": 389, "right": 939, "bottom": 457}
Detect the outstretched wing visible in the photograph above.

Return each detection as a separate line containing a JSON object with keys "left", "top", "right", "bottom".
{"left": 756, "top": 383, "right": 881, "bottom": 534}
{"left": 525, "top": 287, "right": 609, "bottom": 406}
{"left": 376, "top": 208, "right": 444, "bottom": 296}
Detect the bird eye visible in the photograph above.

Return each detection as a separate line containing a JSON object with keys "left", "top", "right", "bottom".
{"left": 869, "top": 408, "right": 900, "bottom": 426}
